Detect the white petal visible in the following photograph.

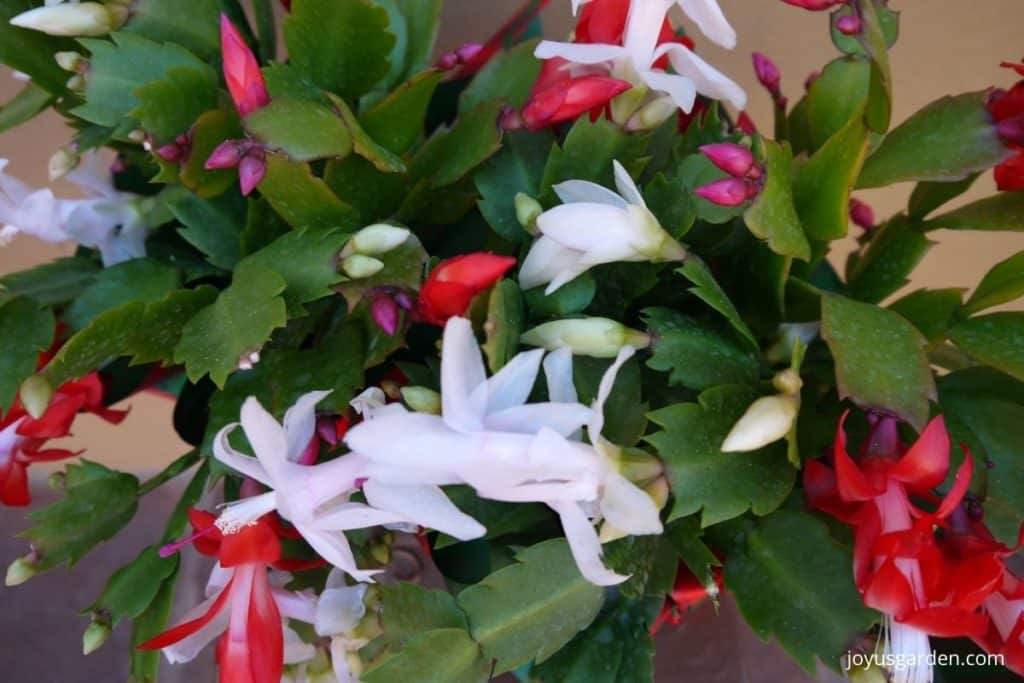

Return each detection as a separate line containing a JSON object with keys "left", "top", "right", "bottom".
{"left": 350, "top": 387, "right": 387, "bottom": 418}
{"left": 363, "top": 480, "right": 485, "bottom": 541}
{"left": 534, "top": 40, "right": 626, "bottom": 66}
{"left": 554, "top": 180, "right": 629, "bottom": 208}
{"left": 638, "top": 69, "right": 697, "bottom": 112}
{"left": 548, "top": 500, "right": 628, "bottom": 586}
{"left": 441, "top": 317, "right": 488, "bottom": 433}
{"left": 273, "top": 587, "right": 318, "bottom": 623}
{"left": 477, "top": 480, "right": 599, "bottom": 503}
{"left": 313, "top": 502, "right": 410, "bottom": 531}
{"left": 588, "top": 346, "right": 636, "bottom": 441}
{"left": 543, "top": 348, "right": 578, "bottom": 404}
{"left": 536, "top": 203, "right": 638, "bottom": 259}
{"left": 162, "top": 588, "right": 230, "bottom": 664}
{"left": 283, "top": 390, "right": 332, "bottom": 462}
{"left": 296, "top": 525, "right": 381, "bottom": 583}
{"left": 345, "top": 411, "right": 469, "bottom": 477}
{"left": 330, "top": 638, "right": 359, "bottom": 683}
{"left": 655, "top": 43, "right": 747, "bottom": 110}
{"left": 283, "top": 625, "right": 317, "bottom": 665}
{"left": 600, "top": 473, "right": 663, "bottom": 535}
{"left": 612, "top": 160, "right": 645, "bottom": 207}
{"left": 485, "top": 403, "right": 592, "bottom": 438}
{"left": 544, "top": 262, "right": 594, "bottom": 296}
{"left": 623, "top": 0, "right": 675, "bottom": 66}
{"left": 678, "top": 0, "right": 736, "bottom": 48}
{"left": 240, "top": 396, "right": 290, "bottom": 481}
{"left": 212, "top": 423, "right": 272, "bottom": 485}
{"left": 205, "top": 563, "right": 234, "bottom": 597}
{"left": 216, "top": 491, "right": 278, "bottom": 531}
{"left": 519, "top": 235, "right": 584, "bottom": 292}
{"left": 65, "top": 151, "right": 116, "bottom": 197}
{"left": 315, "top": 583, "right": 367, "bottom": 637}
{"left": 483, "top": 348, "right": 544, "bottom": 414}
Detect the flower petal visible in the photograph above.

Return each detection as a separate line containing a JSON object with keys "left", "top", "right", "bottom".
{"left": 240, "top": 396, "right": 290, "bottom": 481}
{"left": 549, "top": 500, "right": 628, "bottom": 586}
{"left": 588, "top": 345, "right": 636, "bottom": 441}
{"left": 889, "top": 416, "right": 950, "bottom": 491}
{"left": 518, "top": 236, "right": 586, "bottom": 293}
{"left": 600, "top": 472, "right": 663, "bottom": 535}
{"left": 655, "top": 43, "right": 747, "bottom": 110}
{"left": 534, "top": 40, "right": 626, "bottom": 65}
{"left": 678, "top": 0, "right": 737, "bottom": 48}
{"left": 282, "top": 390, "right": 332, "bottom": 462}
{"left": 484, "top": 348, "right": 545, "bottom": 414}
{"left": 612, "top": 160, "right": 645, "bottom": 207}
{"left": 365, "top": 480, "right": 486, "bottom": 540}
{"left": 554, "top": 179, "right": 629, "bottom": 208}
{"left": 543, "top": 347, "right": 578, "bottom": 404}
{"left": 441, "top": 317, "right": 488, "bottom": 432}
{"left": 213, "top": 423, "right": 273, "bottom": 486}
{"left": 485, "top": 402, "right": 593, "bottom": 438}
{"left": 638, "top": 69, "right": 697, "bottom": 112}
{"left": 315, "top": 583, "right": 367, "bottom": 637}
{"left": 295, "top": 524, "right": 381, "bottom": 583}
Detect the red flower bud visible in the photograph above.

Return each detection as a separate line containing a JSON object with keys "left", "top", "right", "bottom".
{"left": 417, "top": 253, "right": 516, "bottom": 326}
{"left": 521, "top": 76, "right": 632, "bottom": 130}
{"left": 736, "top": 111, "right": 758, "bottom": 135}
{"left": 220, "top": 13, "right": 270, "bottom": 117}
{"left": 700, "top": 143, "right": 755, "bottom": 178}
{"left": 694, "top": 178, "right": 752, "bottom": 207}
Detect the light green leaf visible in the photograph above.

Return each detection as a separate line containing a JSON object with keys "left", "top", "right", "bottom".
{"left": 132, "top": 65, "right": 219, "bottom": 145}
{"left": 888, "top": 288, "right": 965, "bottom": 343}
{"left": 804, "top": 57, "right": 869, "bottom": 151}
{"left": 643, "top": 308, "right": 758, "bottom": 390}
{"left": 179, "top": 108, "right": 245, "bottom": 198}
{"left": 743, "top": 139, "right": 810, "bottom": 261}
{"left": 326, "top": 93, "right": 406, "bottom": 173}
{"left": 0, "top": 81, "right": 53, "bottom": 134}
{"left": 131, "top": 286, "right": 219, "bottom": 366}
{"left": 378, "top": 583, "right": 469, "bottom": 649}
{"left": 460, "top": 38, "right": 542, "bottom": 113}
{"left": 259, "top": 153, "right": 361, "bottom": 230}
{"left": 0, "top": 298, "right": 53, "bottom": 410}
{"left": 949, "top": 313, "right": 1024, "bottom": 382}
{"left": 411, "top": 100, "right": 505, "bottom": 188}
{"left": 965, "top": 251, "right": 1024, "bottom": 314}
{"left": 240, "top": 227, "right": 350, "bottom": 314}
{"left": 362, "top": 628, "right": 489, "bottom": 683}
{"left": 907, "top": 174, "right": 978, "bottom": 219}
{"left": 121, "top": 0, "right": 220, "bottom": 58}
{"left": 392, "top": 0, "right": 442, "bottom": 81}
{"left": 42, "top": 303, "right": 145, "bottom": 387}
{"left": 484, "top": 280, "right": 524, "bottom": 373}
{"left": 924, "top": 192, "right": 1024, "bottom": 232}
{"left": 66, "top": 259, "right": 181, "bottom": 331}
{"left": 245, "top": 98, "right": 354, "bottom": 162}
{"left": 86, "top": 547, "right": 178, "bottom": 627}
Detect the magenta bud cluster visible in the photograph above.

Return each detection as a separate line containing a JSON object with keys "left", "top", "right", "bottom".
{"left": 694, "top": 144, "right": 765, "bottom": 207}
{"left": 369, "top": 287, "right": 415, "bottom": 336}
{"left": 154, "top": 133, "right": 192, "bottom": 164}
{"left": 206, "top": 139, "right": 268, "bottom": 196}
{"left": 436, "top": 42, "right": 485, "bottom": 71}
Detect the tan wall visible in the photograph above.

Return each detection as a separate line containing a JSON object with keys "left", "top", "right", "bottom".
{"left": 1, "top": 0, "right": 1022, "bottom": 474}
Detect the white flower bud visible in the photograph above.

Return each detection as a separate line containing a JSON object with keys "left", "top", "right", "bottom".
{"left": 626, "top": 95, "right": 677, "bottom": 132}
{"left": 520, "top": 317, "right": 651, "bottom": 358}
{"left": 349, "top": 224, "right": 410, "bottom": 256}
{"left": 514, "top": 193, "right": 543, "bottom": 233}
{"left": 772, "top": 368, "right": 803, "bottom": 396}
{"left": 5, "top": 555, "right": 38, "bottom": 586}
{"left": 10, "top": 2, "right": 121, "bottom": 37}
{"left": 48, "top": 147, "right": 78, "bottom": 181}
{"left": 20, "top": 375, "right": 53, "bottom": 419}
{"left": 720, "top": 394, "right": 798, "bottom": 453}
{"left": 341, "top": 254, "right": 384, "bottom": 279}
{"left": 54, "top": 50, "right": 86, "bottom": 72}
{"left": 400, "top": 386, "right": 441, "bottom": 415}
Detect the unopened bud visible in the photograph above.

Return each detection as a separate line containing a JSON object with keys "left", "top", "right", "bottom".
{"left": 720, "top": 394, "right": 799, "bottom": 453}
{"left": 694, "top": 178, "right": 752, "bottom": 207}
{"left": 49, "top": 147, "right": 79, "bottom": 181}
{"left": 205, "top": 140, "right": 244, "bottom": 170}
{"left": 772, "top": 368, "right": 803, "bottom": 395}
{"left": 5, "top": 555, "right": 39, "bottom": 586}
{"left": 65, "top": 73, "right": 86, "bottom": 92}
{"left": 645, "top": 476, "right": 670, "bottom": 511}
{"left": 349, "top": 224, "right": 410, "bottom": 256}
{"left": 455, "top": 42, "right": 485, "bottom": 64}
{"left": 238, "top": 151, "right": 267, "bottom": 197}
{"left": 48, "top": 471, "right": 66, "bottom": 491}
{"left": 835, "top": 14, "right": 862, "bottom": 35}
{"left": 618, "top": 447, "right": 664, "bottom": 485}
{"left": 10, "top": 2, "right": 123, "bottom": 37}
{"left": 237, "top": 350, "right": 261, "bottom": 371}
{"left": 20, "top": 375, "right": 53, "bottom": 419}
{"left": 752, "top": 52, "right": 781, "bottom": 94}
{"left": 849, "top": 198, "right": 876, "bottom": 230}
{"left": 128, "top": 129, "right": 147, "bottom": 143}
{"left": 846, "top": 660, "right": 888, "bottom": 683}
{"left": 342, "top": 254, "right": 384, "bottom": 280}
{"left": 82, "top": 617, "right": 111, "bottom": 655}
{"left": 54, "top": 51, "right": 86, "bottom": 73}
{"left": 370, "top": 294, "right": 400, "bottom": 336}
{"left": 521, "top": 317, "right": 651, "bottom": 358}
{"left": 515, "top": 193, "right": 543, "bottom": 233}
{"left": 700, "top": 143, "right": 755, "bottom": 178}
{"left": 400, "top": 386, "right": 441, "bottom": 415}
{"left": 626, "top": 95, "right": 677, "bottom": 131}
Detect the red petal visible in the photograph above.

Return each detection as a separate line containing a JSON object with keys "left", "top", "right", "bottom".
{"left": 900, "top": 606, "right": 989, "bottom": 638}
{"left": 216, "top": 568, "right": 283, "bottom": 683}
{"left": 833, "top": 412, "right": 878, "bottom": 502}
{"left": 219, "top": 518, "right": 281, "bottom": 567}
{"left": 863, "top": 556, "right": 916, "bottom": 619}
{"left": 852, "top": 505, "right": 881, "bottom": 590}
{"left": 889, "top": 417, "right": 950, "bottom": 490}
{"left": 523, "top": 76, "right": 632, "bottom": 130}
{"left": 995, "top": 151, "right": 1024, "bottom": 191}
{"left": 189, "top": 508, "right": 223, "bottom": 556}
{"left": 949, "top": 553, "right": 1004, "bottom": 611}
{"left": 220, "top": 14, "right": 269, "bottom": 117}
{"left": 138, "top": 579, "right": 232, "bottom": 650}
{"left": 16, "top": 393, "right": 85, "bottom": 439}
{"left": 0, "top": 459, "right": 30, "bottom": 507}
{"left": 933, "top": 448, "right": 973, "bottom": 520}
{"left": 576, "top": 0, "right": 629, "bottom": 44}
{"left": 417, "top": 254, "right": 516, "bottom": 325}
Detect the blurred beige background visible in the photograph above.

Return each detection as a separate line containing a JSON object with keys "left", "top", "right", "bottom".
{"left": 1, "top": 0, "right": 1022, "bottom": 476}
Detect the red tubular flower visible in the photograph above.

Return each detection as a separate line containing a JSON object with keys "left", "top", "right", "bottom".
{"left": 988, "top": 60, "right": 1024, "bottom": 191}
{"left": 220, "top": 13, "right": 269, "bottom": 117}
{"left": 651, "top": 561, "right": 724, "bottom": 634}
{"left": 417, "top": 253, "right": 516, "bottom": 326}
{"left": 521, "top": 75, "right": 633, "bottom": 130}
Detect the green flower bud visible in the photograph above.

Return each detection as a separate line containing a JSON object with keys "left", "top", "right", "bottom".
{"left": 6, "top": 555, "right": 38, "bottom": 587}
{"left": 521, "top": 317, "right": 651, "bottom": 358}
{"left": 400, "top": 386, "right": 442, "bottom": 415}
{"left": 342, "top": 254, "right": 384, "bottom": 279}
{"left": 514, "top": 193, "right": 543, "bottom": 233}
{"left": 10, "top": 2, "right": 125, "bottom": 37}
{"left": 82, "top": 617, "right": 112, "bottom": 655}
{"left": 349, "top": 224, "right": 410, "bottom": 256}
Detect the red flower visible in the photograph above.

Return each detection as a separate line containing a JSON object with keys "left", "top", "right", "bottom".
{"left": 220, "top": 13, "right": 269, "bottom": 117}
{"left": 0, "top": 372, "right": 127, "bottom": 507}
{"left": 141, "top": 512, "right": 316, "bottom": 683}
{"left": 520, "top": 73, "right": 633, "bottom": 130}
{"left": 988, "top": 61, "right": 1024, "bottom": 191}
{"left": 417, "top": 253, "right": 516, "bottom": 326}
{"left": 651, "top": 561, "right": 724, "bottom": 634}
{"left": 804, "top": 413, "right": 985, "bottom": 638}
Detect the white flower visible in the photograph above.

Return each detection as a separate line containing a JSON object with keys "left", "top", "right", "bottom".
{"left": 315, "top": 570, "right": 370, "bottom": 683}
{"left": 0, "top": 153, "right": 149, "bottom": 266}
{"left": 720, "top": 394, "right": 799, "bottom": 452}
{"left": 345, "top": 317, "right": 664, "bottom": 586}
{"left": 878, "top": 617, "right": 933, "bottom": 683}
{"left": 213, "top": 391, "right": 484, "bottom": 582}
{"left": 349, "top": 388, "right": 387, "bottom": 418}
{"left": 519, "top": 160, "right": 687, "bottom": 294}
{"left": 537, "top": 0, "right": 746, "bottom": 113}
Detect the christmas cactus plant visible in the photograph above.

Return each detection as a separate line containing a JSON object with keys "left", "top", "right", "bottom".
{"left": 1, "top": 0, "right": 1023, "bottom": 681}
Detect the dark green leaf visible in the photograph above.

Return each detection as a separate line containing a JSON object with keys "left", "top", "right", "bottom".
{"left": 167, "top": 190, "right": 246, "bottom": 269}
{"left": 0, "top": 257, "right": 99, "bottom": 306}
{"left": 965, "top": 250, "right": 1024, "bottom": 314}
{"left": 888, "top": 288, "right": 964, "bottom": 343}
{"left": 378, "top": 583, "right": 468, "bottom": 649}
{"left": 131, "top": 286, "right": 220, "bottom": 366}
{"left": 457, "top": 539, "right": 604, "bottom": 674}
{"left": 949, "top": 313, "right": 1024, "bottom": 382}
{"left": 646, "top": 385, "right": 795, "bottom": 526}
{"left": 122, "top": 0, "right": 220, "bottom": 58}
{"left": 327, "top": 93, "right": 406, "bottom": 173}
{"left": 284, "top": 0, "right": 396, "bottom": 99}
{"left": 259, "top": 153, "right": 361, "bottom": 230}
{"left": 434, "top": 486, "right": 552, "bottom": 550}
{"left": 858, "top": 91, "right": 1010, "bottom": 188}
{"left": 830, "top": 4, "right": 898, "bottom": 56}
{"left": 245, "top": 98, "right": 354, "bottom": 162}
{"left": 643, "top": 172, "right": 695, "bottom": 239}
{"left": 460, "top": 39, "right": 541, "bottom": 112}
{"left": 821, "top": 293, "right": 936, "bottom": 429}
{"left": 360, "top": 69, "right": 443, "bottom": 155}
{"left": 475, "top": 130, "right": 552, "bottom": 242}
{"left": 241, "top": 227, "right": 349, "bottom": 314}
{"left": 392, "top": 0, "right": 442, "bottom": 81}
{"left": 804, "top": 57, "right": 869, "bottom": 151}
{"left": 132, "top": 65, "right": 219, "bottom": 144}
{"left": 743, "top": 139, "right": 810, "bottom": 261}
{"left": 644, "top": 308, "right": 758, "bottom": 391}
{"left": 128, "top": 564, "right": 178, "bottom": 683}
{"left": 676, "top": 258, "right": 758, "bottom": 350}
{"left": 709, "top": 510, "right": 878, "bottom": 672}
{"left": 0, "top": 298, "right": 53, "bottom": 410}
{"left": 323, "top": 155, "right": 407, "bottom": 222}
{"left": 43, "top": 303, "right": 145, "bottom": 386}
{"left": 907, "top": 174, "right": 979, "bottom": 219}
{"left": 574, "top": 355, "right": 647, "bottom": 447}
{"left": 665, "top": 515, "right": 719, "bottom": 591}
{"left": 362, "top": 628, "right": 489, "bottom": 683}
{"left": 484, "top": 280, "right": 524, "bottom": 373}
{"left": 66, "top": 260, "right": 181, "bottom": 331}
{"left": 540, "top": 118, "right": 649, "bottom": 204}
{"left": 847, "top": 215, "right": 933, "bottom": 303}
{"left": 0, "top": 81, "right": 53, "bottom": 134}
{"left": 411, "top": 100, "right": 505, "bottom": 188}
{"left": 87, "top": 547, "right": 178, "bottom": 626}
{"left": 924, "top": 192, "right": 1024, "bottom": 232}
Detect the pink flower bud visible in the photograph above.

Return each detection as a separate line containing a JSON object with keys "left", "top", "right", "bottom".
{"left": 695, "top": 178, "right": 751, "bottom": 207}
{"left": 154, "top": 143, "right": 182, "bottom": 163}
{"left": 752, "top": 52, "right": 781, "bottom": 94}
{"left": 220, "top": 13, "right": 270, "bottom": 117}
{"left": 238, "top": 150, "right": 267, "bottom": 196}
{"left": 205, "top": 140, "right": 244, "bottom": 170}
{"left": 700, "top": 143, "right": 755, "bottom": 178}
{"left": 805, "top": 70, "right": 821, "bottom": 92}
{"left": 521, "top": 76, "right": 632, "bottom": 130}
{"left": 780, "top": 0, "right": 846, "bottom": 10}
{"left": 371, "top": 293, "right": 401, "bottom": 336}
{"left": 455, "top": 43, "right": 485, "bottom": 64}
{"left": 997, "top": 115, "right": 1024, "bottom": 146}
{"left": 437, "top": 52, "right": 459, "bottom": 70}
{"left": 849, "top": 198, "right": 876, "bottom": 230}
{"left": 835, "top": 14, "right": 862, "bottom": 35}
{"left": 736, "top": 111, "right": 758, "bottom": 135}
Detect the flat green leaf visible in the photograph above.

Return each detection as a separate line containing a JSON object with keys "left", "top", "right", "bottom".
{"left": 965, "top": 251, "right": 1024, "bottom": 314}
{"left": 259, "top": 153, "right": 361, "bottom": 230}
{"left": 131, "top": 286, "right": 220, "bottom": 366}
{"left": 132, "top": 65, "right": 219, "bottom": 144}
{"left": 128, "top": 564, "right": 178, "bottom": 683}
{"left": 392, "top": 0, "right": 442, "bottom": 81}
{"left": 174, "top": 263, "right": 288, "bottom": 387}
{"left": 121, "top": 0, "right": 220, "bottom": 58}
{"left": 924, "top": 192, "right": 1024, "bottom": 232}
{"left": 167, "top": 190, "right": 246, "bottom": 269}
{"left": 22, "top": 460, "right": 139, "bottom": 571}
{"left": 540, "top": 117, "right": 650, "bottom": 204}
{"left": 378, "top": 583, "right": 469, "bottom": 649}
{"left": 523, "top": 274, "right": 596, "bottom": 318}
{"left": 0, "top": 298, "right": 53, "bottom": 410}
{"left": 847, "top": 215, "right": 933, "bottom": 303}
{"left": 361, "top": 69, "right": 443, "bottom": 155}
{"left": 574, "top": 355, "right": 647, "bottom": 447}
{"left": 475, "top": 129, "right": 553, "bottom": 242}
{"left": 743, "top": 139, "right": 810, "bottom": 261}
{"left": 86, "top": 547, "right": 178, "bottom": 626}
{"left": 66, "top": 259, "right": 181, "bottom": 331}
{"left": 460, "top": 38, "right": 542, "bottom": 112}
{"left": 411, "top": 100, "right": 505, "bottom": 188}
{"left": 665, "top": 515, "right": 720, "bottom": 591}
{"left": 857, "top": 0, "right": 893, "bottom": 133}
{"left": 949, "top": 313, "right": 1024, "bottom": 382}
{"left": 676, "top": 258, "right": 758, "bottom": 350}
{"left": 323, "top": 155, "right": 407, "bottom": 222}
{"left": 284, "top": 0, "right": 396, "bottom": 99}
{"left": 821, "top": 293, "right": 936, "bottom": 429}
{"left": 327, "top": 93, "right": 406, "bottom": 173}
{"left": 457, "top": 538, "right": 604, "bottom": 674}
{"left": 362, "top": 628, "right": 489, "bottom": 683}
{"left": 643, "top": 308, "right": 758, "bottom": 390}
{"left": 858, "top": 91, "right": 1011, "bottom": 188}
{"left": 604, "top": 535, "right": 676, "bottom": 600}
{"left": 179, "top": 108, "right": 245, "bottom": 198}
{"left": 484, "top": 280, "right": 524, "bottom": 373}
{"left": 0, "top": 81, "right": 53, "bottom": 134}
{"left": 646, "top": 385, "right": 795, "bottom": 526}
{"left": 240, "top": 227, "right": 349, "bottom": 314}
{"left": 709, "top": 510, "right": 878, "bottom": 672}
{"left": 643, "top": 172, "right": 696, "bottom": 239}
{"left": 75, "top": 32, "right": 209, "bottom": 127}
{"left": 0, "top": 0, "right": 77, "bottom": 94}
{"left": 907, "top": 174, "right": 979, "bottom": 219}
{"left": 888, "top": 288, "right": 965, "bottom": 343}
{"left": 245, "top": 98, "right": 354, "bottom": 162}
{"left": 804, "top": 57, "right": 870, "bottom": 151}
{"left": 43, "top": 303, "right": 146, "bottom": 387}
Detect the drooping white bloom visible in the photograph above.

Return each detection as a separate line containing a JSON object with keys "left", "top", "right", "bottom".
{"left": 315, "top": 570, "right": 370, "bottom": 683}
{"left": 537, "top": 0, "right": 746, "bottom": 113}
{"left": 345, "top": 317, "right": 664, "bottom": 585}
{"left": 213, "top": 391, "right": 483, "bottom": 582}
{"left": 519, "top": 160, "right": 687, "bottom": 294}
{"left": 0, "top": 153, "right": 149, "bottom": 265}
